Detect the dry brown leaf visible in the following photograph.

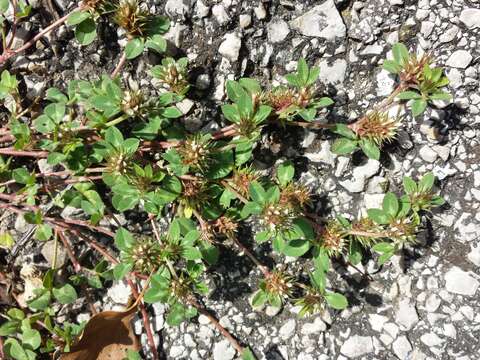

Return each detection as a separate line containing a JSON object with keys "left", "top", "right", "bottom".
{"left": 59, "top": 304, "right": 140, "bottom": 360}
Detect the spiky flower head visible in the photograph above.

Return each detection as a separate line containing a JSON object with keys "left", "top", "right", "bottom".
{"left": 279, "top": 183, "right": 311, "bottom": 212}
{"left": 151, "top": 58, "right": 190, "bottom": 96}
{"left": 319, "top": 220, "right": 347, "bottom": 256}
{"left": 262, "top": 86, "right": 297, "bottom": 115}
{"left": 261, "top": 202, "right": 296, "bottom": 232}
{"left": 171, "top": 274, "right": 193, "bottom": 301}
{"left": 213, "top": 216, "right": 238, "bottom": 239}
{"left": 388, "top": 218, "right": 417, "bottom": 244}
{"left": 351, "top": 217, "right": 380, "bottom": 247}
{"left": 180, "top": 179, "right": 209, "bottom": 210}
{"left": 121, "top": 88, "right": 145, "bottom": 116}
{"left": 231, "top": 167, "right": 260, "bottom": 198}
{"left": 177, "top": 135, "right": 212, "bottom": 173}
{"left": 113, "top": 0, "right": 150, "bottom": 37}
{"left": 123, "top": 237, "right": 161, "bottom": 274}
{"left": 106, "top": 151, "right": 130, "bottom": 175}
{"left": 399, "top": 53, "right": 432, "bottom": 85}
{"left": 295, "top": 288, "right": 324, "bottom": 317}
{"left": 263, "top": 270, "right": 294, "bottom": 300}
{"left": 83, "top": 0, "right": 107, "bottom": 12}
{"left": 351, "top": 111, "right": 400, "bottom": 146}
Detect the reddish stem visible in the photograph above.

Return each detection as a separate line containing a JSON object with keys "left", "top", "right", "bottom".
{"left": 127, "top": 279, "right": 159, "bottom": 360}
{"left": 0, "top": 6, "right": 83, "bottom": 64}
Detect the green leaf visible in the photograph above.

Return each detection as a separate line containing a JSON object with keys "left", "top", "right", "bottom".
{"left": 372, "top": 242, "right": 395, "bottom": 253}
{"left": 67, "top": 11, "right": 91, "bottom": 26}
{"left": 253, "top": 105, "right": 272, "bottom": 124}
{"left": 331, "top": 138, "right": 358, "bottom": 154}
{"left": 125, "top": 38, "right": 145, "bottom": 59}
{"left": 411, "top": 99, "right": 427, "bottom": 117}
{"left": 221, "top": 104, "right": 240, "bottom": 123}
{"left": 114, "top": 228, "right": 135, "bottom": 251}
{"left": 367, "top": 208, "right": 390, "bottom": 225}
{"left": 255, "top": 230, "right": 271, "bottom": 243}
{"left": 239, "top": 78, "right": 261, "bottom": 94}
{"left": 21, "top": 328, "right": 41, "bottom": 350}
{"left": 332, "top": 123, "right": 357, "bottom": 140}
{"left": 378, "top": 251, "right": 395, "bottom": 266}
{"left": 249, "top": 181, "right": 267, "bottom": 204}
{"left": 12, "top": 168, "right": 33, "bottom": 185}
{"left": 429, "top": 91, "right": 451, "bottom": 101}
{"left": 359, "top": 138, "right": 380, "bottom": 160}
{"left": 235, "top": 140, "right": 253, "bottom": 166}
{"left": 251, "top": 290, "right": 268, "bottom": 308}
{"left": 160, "top": 106, "right": 182, "bottom": 118}
{"left": 283, "top": 239, "right": 311, "bottom": 257}
{"left": 382, "top": 192, "right": 399, "bottom": 217}
{"left": 310, "top": 269, "right": 326, "bottom": 291}
{"left": 324, "top": 292, "right": 348, "bottom": 310}
{"left": 397, "top": 91, "right": 422, "bottom": 100}
{"left": 145, "top": 35, "right": 167, "bottom": 54}
{"left": 419, "top": 172, "right": 435, "bottom": 192}
{"left": 0, "top": 0, "right": 9, "bottom": 13}
{"left": 113, "top": 263, "right": 133, "bottom": 280}
{"left": 430, "top": 195, "right": 445, "bottom": 206}
{"left": 125, "top": 350, "right": 142, "bottom": 360}
{"left": 0, "top": 232, "right": 14, "bottom": 249}
{"left": 104, "top": 126, "right": 124, "bottom": 148}
{"left": 392, "top": 43, "right": 409, "bottom": 66}
{"left": 52, "top": 284, "right": 78, "bottom": 304}
{"left": 226, "top": 80, "right": 244, "bottom": 102}
{"left": 348, "top": 240, "right": 362, "bottom": 265}
{"left": 403, "top": 176, "right": 417, "bottom": 194}
{"left": 35, "top": 224, "right": 52, "bottom": 241}
{"left": 46, "top": 87, "right": 68, "bottom": 103}
{"left": 382, "top": 59, "right": 402, "bottom": 74}
{"left": 4, "top": 338, "right": 28, "bottom": 360}
{"left": 297, "top": 58, "right": 309, "bottom": 86}
{"left": 238, "top": 92, "right": 253, "bottom": 120}
{"left": 277, "top": 161, "right": 294, "bottom": 187}
{"left": 242, "top": 347, "right": 257, "bottom": 360}
{"left": 74, "top": 18, "right": 97, "bottom": 45}
{"left": 27, "top": 289, "right": 51, "bottom": 311}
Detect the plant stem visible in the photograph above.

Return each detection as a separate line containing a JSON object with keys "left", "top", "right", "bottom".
{"left": 0, "top": 148, "right": 49, "bottom": 158}
{"left": 127, "top": 279, "right": 159, "bottom": 360}
{"left": 0, "top": 6, "right": 83, "bottom": 64}
{"left": 221, "top": 181, "right": 248, "bottom": 204}
{"left": 187, "top": 297, "right": 245, "bottom": 354}
{"left": 105, "top": 113, "right": 130, "bottom": 127}
{"left": 288, "top": 121, "right": 335, "bottom": 129}
{"left": 57, "top": 229, "right": 82, "bottom": 272}
{"left": 111, "top": 51, "right": 127, "bottom": 78}
{"left": 347, "top": 230, "right": 390, "bottom": 238}
{"left": 230, "top": 236, "right": 270, "bottom": 277}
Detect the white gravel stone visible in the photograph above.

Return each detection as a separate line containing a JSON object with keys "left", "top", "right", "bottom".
{"left": 444, "top": 266, "right": 479, "bottom": 296}
{"left": 376, "top": 69, "right": 396, "bottom": 97}
{"left": 318, "top": 59, "right": 347, "bottom": 84}
{"left": 395, "top": 298, "right": 419, "bottom": 331}
{"left": 420, "top": 332, "right": 444, "bottom": 347}
{"left": 368, "top": 314, "right": 388, "bottom": 332}
{"left": 301, "top": 317, "right": 327, "bottom": 335}
{"left": 340, "top": 159, "right": 380, "bottom": 193}
{"left": 468, "top": 245, "right": 480, "bottom": 266}
{"left": 267, "top": 20, "right": 290, "bottom": 43}
{"left": 425, "top": 294, "right": 441, "bottom": 312}
{"left": 419, "top": 145, "right": 438, "bottom": 163}
{"left": 239, "top": 14, "right": 251, "bottom": 29}
{"left": 218, "top": 33, "right": 242, "bottom": 62}
{"left": 340, "top": 335, "right": 374, "bottom": 358}
{"left": 460, "top": 8, "right": 480, "bottom": 29}
{"left": 279, "top": 319, "right": 296, "bottom": 339}
{"left": 107, "top": 281, "right": 131, "bottom": 304}
{"left": 212, "top": 5, "right": 230, "bottom": 25}
{"left": 446, "top": 50, "right": 473, "bottom": 69}
{"left": 290, "top": 0, "right": 346, "bottom": 40}
{"left": 393, "top": 336, "right": 413, "bottom": 360}
{"left": 213, "top": 339, "right": 236, "bottom": 360}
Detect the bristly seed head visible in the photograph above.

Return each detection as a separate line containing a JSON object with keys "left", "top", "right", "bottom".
{"left": 231, "top": 167, "right": 260, "bottom": 198}
{"left": 351, "top": 111, "right": 400, "bottom": 146}
{"left": 113, "top": 0, "right": 149, "bottom": 36}
{"left": 124, "top": 237, "right": 161, "bottom": 274}
{"left": 318, "top": 220, "right": 347, "bottom": 256}
{"left": 177, "top": 135, "right": 212, "bottom": 173}
{"left": 264, "top": 270, "right": 294, "bottom": 299}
